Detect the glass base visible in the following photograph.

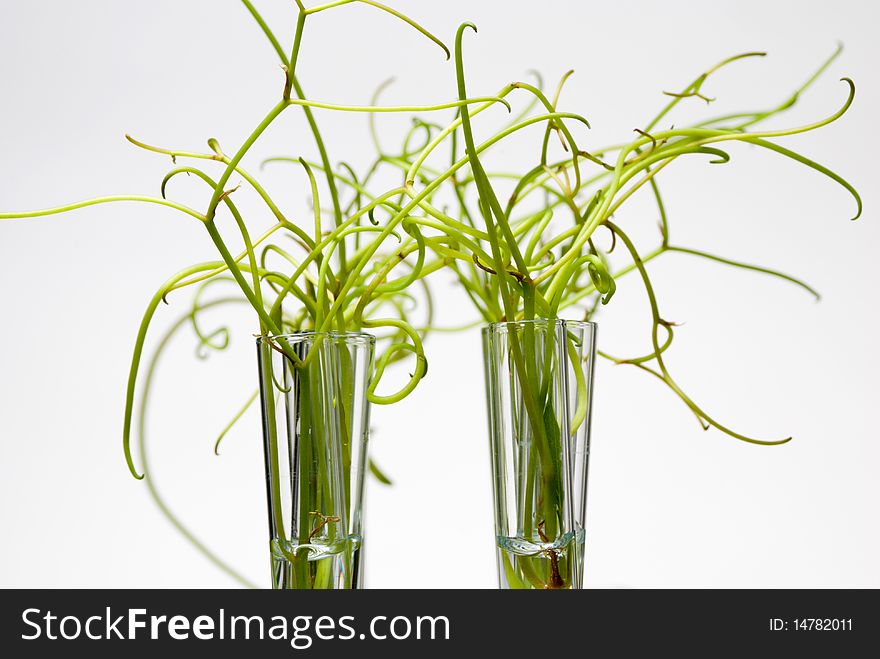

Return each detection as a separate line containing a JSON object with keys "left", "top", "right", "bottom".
{"left": 496, "top": 532, "right": 579, "bottom": 589}
{"left": 270, "top": 537, "right": 363, "bottom": 589}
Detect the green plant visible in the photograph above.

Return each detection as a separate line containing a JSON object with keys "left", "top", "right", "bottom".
{"left": 433, "top": 29, "right": 857, "bottom": 587}
{"left": 0, "top": 0, "right": 468, "bottom": 588}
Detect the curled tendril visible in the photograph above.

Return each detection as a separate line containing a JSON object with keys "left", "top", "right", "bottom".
{"left": 191, "top": 278, "right": 236, "bottom": 359}
{"left": 580, "top": 254, "right": 616, "bottom": 305}
{"left": 362, "top": 318, "right": 428, "bottom": 404}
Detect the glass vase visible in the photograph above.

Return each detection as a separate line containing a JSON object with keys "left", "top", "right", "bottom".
{"left": 482, "top": 319, "right": 597, "bottom": 589}
{"left": 256, "top": 332, "right": 375, "bottom": 589}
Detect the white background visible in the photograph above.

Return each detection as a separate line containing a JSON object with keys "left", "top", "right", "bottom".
{"left": 1, "top": 0, "right": 877, "bottom": 588}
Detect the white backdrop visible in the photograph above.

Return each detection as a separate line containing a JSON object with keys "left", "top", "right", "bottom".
{"left": 1, "top": 0, "right": 877, "bottom": 588}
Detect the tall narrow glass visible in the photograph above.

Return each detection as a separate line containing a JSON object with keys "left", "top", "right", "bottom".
{"left": 256, "top": 332, "right": 375, "bottom": 589}
{"left": 482, "top": 319, "right": 597, "bottom": 589}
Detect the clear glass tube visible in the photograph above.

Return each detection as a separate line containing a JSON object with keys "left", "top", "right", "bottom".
{"left": 482, "top": 319, "right": 597, "bottom": 589}
{"left": 256, "top": 332, "right": 375, "bottom": 589}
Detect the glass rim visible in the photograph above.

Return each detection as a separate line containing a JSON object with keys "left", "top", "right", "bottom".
{"left": 482, "top": 318, "right": 597, "bottom": 334}
{"left": 256, "top": 331, "right": 376, "bottom": 346}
